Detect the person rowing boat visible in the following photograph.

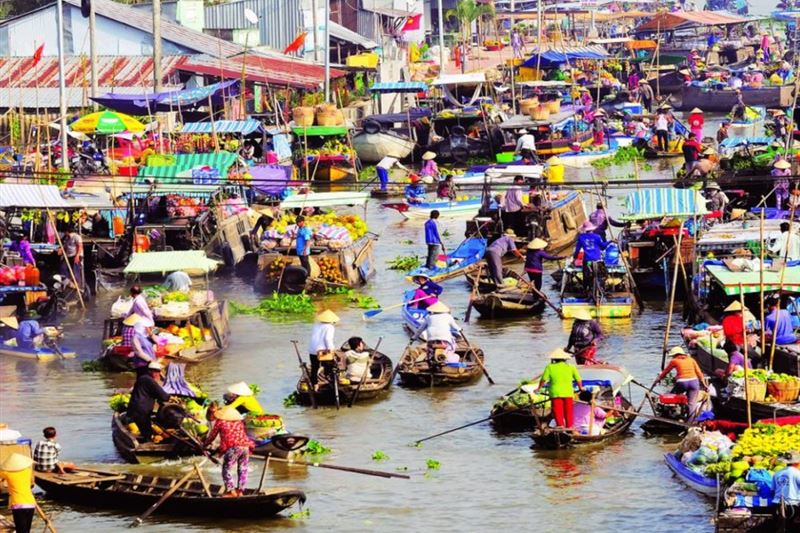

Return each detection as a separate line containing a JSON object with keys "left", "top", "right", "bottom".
{"left": 535, "top": 349, "right": 584, "bottom": 429}
{"left": 411, "top": 301, "right": 462, "bottom": 365}
{"left": 565, "top": 309, "right": 603, "bottom": 364}
{"left": 308, "top": 310, "right": 340, "bottom": 390}
{"left": 410, "top": 273, "right": 443, "bottom": 310}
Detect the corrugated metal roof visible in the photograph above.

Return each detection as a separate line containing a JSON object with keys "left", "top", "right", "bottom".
{"left": 2, "top": 85, "right": 181, "bottom": 110}
{"left": 360, "top": 4, "right": 414, "bottom": 18}
{"left": 0, "top": 184, "right": 70, "bottom": 208}
{"left": 330, "top": 21, "right": 378, "bottom": 49}
{"left": 203, "top": 0, "right": 304, "bottom": 52}
{"left": 0, "top": 56, "right": 186, "bottom": 89}
{"left": 180, "top": 53, "right": 345, "bottom": 90}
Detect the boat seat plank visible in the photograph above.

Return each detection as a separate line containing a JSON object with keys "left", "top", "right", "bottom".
{"left": 50, "top": 474, "right": 127, "bottom": 486}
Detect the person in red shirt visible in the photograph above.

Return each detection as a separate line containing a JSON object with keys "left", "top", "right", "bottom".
{"left": 204, "top": 406, "right": 254, "bottom": 497}
{"left": 682, "top": 133, "right": 703, "bottom": 173}
{"left": 720, "top": 300, "right": 746, "bottom": 349}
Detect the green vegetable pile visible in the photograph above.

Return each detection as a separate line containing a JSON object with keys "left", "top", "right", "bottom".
{"left": 108, "top": 393, "right": 130, "bottom": 413}
{"left": 387, "top": 255, "right": 421, "bottom": 270}
{"left": 372, "top": 450, "right": 389, "bottom": 462}
{"left": 231, "top": 293, "right": 315, "bottom": 316}
{"left": 283, "top": 391, "right": 299, "bottom": 407}
{"left": 590, "top": 146, "right": 646, "bottom": 169}
{"left": 349, "top": 291, "right": 380, "bottom": 309}
{"left": 304, "top": 439, "right": 332, "bottom": 456}
{"left": 163, "top": 291, "right": 189, "bottom": 303}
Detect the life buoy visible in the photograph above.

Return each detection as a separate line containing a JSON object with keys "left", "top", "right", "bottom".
{"left": 363, "top": 119, "right": 381, "bottom": 135}
{"left": 561, "top": 211, "right": 577, "bottom": 231}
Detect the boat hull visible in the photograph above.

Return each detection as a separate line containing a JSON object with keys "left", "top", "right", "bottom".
{"left": 561, "top": 301, "right": 633, "bottom": 319}
{"left": 472, "top": 291, "right": 545, "bottom": 318}
{"left": 352, "top": 131, "right": 415, "bottom": 163}
{"left": 664, "top": 452, "right": 718, "bottom": 496}
{"left": 0, "top": 345, "right": 76, "bottom": 361}
{"left": 295, "top": 352, "right": 393, "bottom": 406}
{"left": 678, "top": 85, "right": 794, "bottom": 111}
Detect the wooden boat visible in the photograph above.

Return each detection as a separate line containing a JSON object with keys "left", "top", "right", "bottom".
{"left": 351, "top": 130, "right": 416, "bottom": 163}
{"left": 0, "top": 342, "right": 76, "bottom": 361}
{"left": 397, "top": 339, "right": 485, "bottom": 387}
{"left": 471, "top": 286, "right": 545, "bottom": 319}
{"left": 405, "top": 237, "right": 486, "bottom": 283}
{"left": 664, "top": 452, "right": 719, "bottom": 496}
{"left": 491, "top": 365, "right": 632, "bottom": 433}
{"left": 729, "top": 107, "right": 766, "bottom": 139}
{"left": 34, "top": 469, "right": 305, "bottom": 519}
{"left": 560, "top": 259, "right": 634, "bottom": 319}
{"left": 678, "top": 84, "right": 794, "bottom": 112}
{"left": 558, "top": 147, "right": 618, "bottom": 169}
{"left": 111, "top": 412, "right": 306, "bottom": 464}
{"left": 295, "top": 344, "right": 393, "bottom": 406}
{"left": 401, "top": 289, "right": 460, "bottom": 339}
{"left": 531, "top": 394, "right": 636, "bottom": 449}
{"left": 499, "top": 110, "right": 594, "bottom": 156}
{"left": 99, "top": 300, "right": 230, "bottom": 371}
{"left": 454, "top": 163, "right": 544, "bottom": 186}
{"left": 710, "top": 394, "right": 800, "bottom": 423}
{"left": 383, "top": 197, "right": 483, "bottom": 221}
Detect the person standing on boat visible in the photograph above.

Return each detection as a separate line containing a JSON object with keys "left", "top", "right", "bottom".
{"left": 424, "top": 210, "right": 445, "bottom": 270}
{"left": 294, "top": 215, "right": 314, "bottom": 274}
{"left": 565, "top": 309, "right": 603, "bottom": 364}
{"left": 760, "top": 32, "right": 771, "bottom": 62}
{"left": 773, "top": 111, "right": 791, "bottom": 145}
{"left": 0, "top": 453, "right": 36, "bottom": 533}
{"left": 224, "top": 381, "right": 264, "bottom": 415}
{"left": 203, "top": 406, "right": 254, "bottom": 498}
{"left": 411, "top": 274, "right": 443, "bottom": 310}
{"left": 716, "top": 120, "right": 730, "bottom": 146}
{"left": 638, "top": 80, "right": 654, "bottom": 113}
{"left": 720, "top": 300, "right": 747, "bottom": 350}
{"left": 682, "top": 133, "right": 702, "bottom": 173}
{"left": 592, "top": 109, "right": 607, "bottom": 146}
{"left": 502, "top": 176, "right": 529, "bottom": 237}
{"left": 127, "top": 285, "right": 154, "bottom": 327}
{"left": 485, "top": 229, "right": 524, "bottom": 286}
{"left": 308, "top": 309, "right": 339, "bottom": 387}
{"left": 655, "top": 108, "right": 670, "bottom": 152}
{"left": 768, "top": 222, "right": 800, "bottom": 260}
{"left": 765, "top": 296, "right": 798, "bottom": 345}
{"left": 412, "top": 301, "right": 462, "bottom": 364}
{"left": 655, "top": 346, "right": 708, "bottom": 419}
{"left": 376, "top": 156, "right": 408, "bottom": 192}
{"left": 573, "top": 221, "right": 607, "bottom": 293}
{"left": 60, "top": 226, "right": 83, "bottom": 289}
{"left": 127, "top": 361, "right": 171, "bottom": 442}
{"left": 536, "top": 349, "right": 583, "bottom": 429}
{"left": 688, "top": 108, "right": 704, "bottom": 140}
{"left": 772, "top": 160, "right": 792, "bottom": 210}
{"left": 514, "top": 129, "right": 537, "bottom": 162}
{"left": 773, "top": 451, "right": 800, "bottom": 513}
{"left": 731, "top": 89, "right": 746, "bottom": 120}
{"left": 419, "top": 151, "right": 439, "bottom": 181}
{"left": 525, "top": 238, "right": 565, "bottom": 291}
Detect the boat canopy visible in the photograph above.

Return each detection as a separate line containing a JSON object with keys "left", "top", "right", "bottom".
{"left": 180, "top": 120, "right": 265, "bottom": 136}
{"left": 705, "top": 262, "right": 800, "bottom": 296}
{"left": 279, "top": 191, "right": 370, "bottom": 210}
{"left": 431, "top": 73, "right": 486, "bottom": 86}
{"left": 622, "top": 189, "right": 709, "bottom": 220}
{"left": 124, "top": 251, "right": 220, "bottom": 275}
{"left": 369, "top": 82, "right": 428, "bottom": 93}
{"left": 522, "top": 46, "right": 609, "bottom": 68}
{"left": 0, "top": 184, "right": 70, "bottom": 208}
{"left": 91, "top": 80, "right": 238, "bottom": 115}
{"left": 635, "top": 10, "right": 748, "bottom": 32}
{"left": 291, "top": 125, "right": 349, "bottom": 137}
{"left": 137, "top": 151, "right": 240, "bottom": 181}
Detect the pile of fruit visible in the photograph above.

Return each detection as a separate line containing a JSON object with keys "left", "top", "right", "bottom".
{"left": 305, "top": 139, "right": 355, "bottom": 159}
{"left": 265, "top": 257, "right": 292, "bottom": 281}
{"left": 0, "top": 265, "right": 27, "bottom": 286}
{"left": 272, "top": 211, "right": 369, "bottom": 241}
{"left": 316, "top": 256, "right": 346, "bottom": 284}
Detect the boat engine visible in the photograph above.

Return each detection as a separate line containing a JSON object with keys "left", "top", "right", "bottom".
{"left": 653, "top": 393, "right": 689, "bottom": 421}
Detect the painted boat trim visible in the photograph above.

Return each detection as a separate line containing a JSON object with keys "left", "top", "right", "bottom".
{"left": 664, "top": 452, "right": 718, "bottom": 496}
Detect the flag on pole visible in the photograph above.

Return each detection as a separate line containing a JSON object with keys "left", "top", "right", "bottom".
{"left": 32, "top": 44, "right": 44, "bottom": 67}
{"left": 402, "top": 14, "right": 422, "bottom": 31}
{"left": 283, "top": 32, "right": 308, "bottom": 54}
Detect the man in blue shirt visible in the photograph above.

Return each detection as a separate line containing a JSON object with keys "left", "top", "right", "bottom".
{"left": 765, "top": 296, "right": 797, "bottom": 345}
{"left": 424, "top": 210, "right": 444, "bottom": 269}
{"left": 294, "top": 215, "right": 314, "bottom": 273}
{"left": 16, "top": 311, "right": 44, "bottom": 350}
{"left": 774, "top": 451, "right": 800, "bottom": 507}
{"left": 574, "top": 222, "right": 607, "bottom": 294}
{"left": 404, "top": 175, "right": 426, "bottom": 204}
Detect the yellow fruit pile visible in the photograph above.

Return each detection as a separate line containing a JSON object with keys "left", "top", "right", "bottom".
{"left": 733, "top": 423, "right": 800, "bottom": 459}
{"left": 266, "top": 257, "right": 292, "bottom": 281}
{"left": 316, "top": 256, "right": 345, "bottom": 283}
{"left": 273, "top": 212, "right": 368, "bottom": 241}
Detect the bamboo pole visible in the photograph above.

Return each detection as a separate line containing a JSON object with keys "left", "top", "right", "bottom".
{"left": 759, "top": 206, "right": 766, "bottom": 353}
{"left": 768, "top": 201, "right": 797, "bottom": 369}
{"left": 739, "top": 282, "right": 752, "bottom": 428}
{"left": 661, "top": 221, "right": 684, "bottom": 370}
{"left": 46, "top": 210, "right": 85, "bottom": 310}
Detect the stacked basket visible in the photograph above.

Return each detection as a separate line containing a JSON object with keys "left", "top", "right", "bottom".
{"left": 767, "top": 376, "right": 800, "bottom": 403}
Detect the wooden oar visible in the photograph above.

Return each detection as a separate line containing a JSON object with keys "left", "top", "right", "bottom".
{"left": 363, "top": 297, "right": 427, "bottom": 319}
{"left": 34, "top": 502, "right": 58, "bottom": 533}
{"left": 414, "top": 397, "right": 552, "bottom": 445}
{"left": 292, "top": 340, "right": 317, "bottom": 409}
{"left": 250, "top": 454, "right": 410, "bottom": 479}
{"left": 129, "top": 458, "right": 207, "bottom": 527}
{"left": 458, "top": 331, "right": 494, "bottom": 385}
{"left": 348, "top": 336, "right": 384, "bottom": 408}
{"left": 507, "top": 270, "right": 564, "bottom": 318}
{"left": 585, "top": 401, "right": 693, "bottom": 429}
{"left": 464, "top": 264, "right": 484, "bottom": 322}
{"left": 391, "top": 338, "right": 416, "bottom": 383}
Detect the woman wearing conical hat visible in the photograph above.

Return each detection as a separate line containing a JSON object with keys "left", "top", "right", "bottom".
{"left": 308, "top": 310, "right": 340, "bottom": 387}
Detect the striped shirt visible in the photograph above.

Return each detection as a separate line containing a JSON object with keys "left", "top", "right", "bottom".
{"left": 33, "top": 440, "right": 62, "bottom": 472}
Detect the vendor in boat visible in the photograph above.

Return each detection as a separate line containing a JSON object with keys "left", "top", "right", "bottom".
{"left": 0, "top": 453, "right": 36, "bottom": 533}
{"left": 723, "top": 342, "right": 751, "bottom": 378}
{"left": 294, "top": 215, "right": 314, "bottom": 274}
{"left": 411, "top": 274, "right": 443, "bottom": 310}
{"left": 654, "top": 346, "right": 708, "bottom": 419}
{"left": 126, "top": 361, "right": 171, "bottom": 442}
{"left": 424, "top": 210, "right": 444, "bottom": 270}
{"left": 224, "top": 381, "right": 264, "bottom": 415}
{"left": 419, "top": 151, "right": 439, "bottom": 180}
{"left": 15, "top": 311, "right": 43, "bottom": 351}
{"left": 772, "top": 160, "right": 792, "bottom": 210}
{"left": 412, "top": 301, "right": 462, "bottom": 364}
{"left": 535, "top": 349, "right": 583, "bottom": 429}
{"left": 163, "top": 270, "right": 192, "bottom": 293}
{"left": 404, "top": 174, "right": 427, "bottom": 204}
{"left": 688, "top": 108, "right": 704, "bottom": 140}
{"left": 436, "top": 175, "right": 457, "bottom": 200}
{"left": 376, "top": 156, "right": 408, "bottom": 192}
{"left": 573, "top": 221, "right": 607, "bottom": 292}
{"left": 514, "top": 129, "right": 537, "bottom": 162}
{"left": 720, "top": 301, "right": 748, "bottom": 350}
{"left": 654, "top": 107, "right": 671, "bottom": 152}
{"left": 768, "top": 222, "right": 800, "bottom": 260}
{"left": 731, "top": 89, "right": 746, "bottom": 120}
{"left": 485, "top": 229, "right": 524, "bottom": 286}
{"left": 682, "top": 133, "right": 702, "bottom": 173}
{"left": 704, "top": 182, "right": 729, "bottom": 214}
{"left": 716, "top": 121, "right": 730, "bottom": 145}
{"left": 686, "top": 148, "right": 718, "bottom": 186}
{"left": 565, "top": 309, "right": 603, "bottom": 364}
{"left": 127, "top": 285, "right": 154, "bottom": 327}
{"left": 344, "top": 337, "right": 372, "bottom": 382}
{"left": 765, "top": 296, "right": 798, "bottom": 346}
{"left": 773, "top": 451, "right": 800, "bottom": 512}
{"left": 573, "top": 389, "right": 607, "bottom": 436}
{"left": 501, "top": 176, "right": 529, "bottom": 237}
{"left": 203, "top": 406, "right": 254, "bottom": 498}
{"left": 591, "top": 109, "right": 607, "bottom": 146}
{"left": 8, "top": 233, "right": 35, "bottom": 265}
{"left": 773, "top": 111, "right": 791, "bottom": 144}
{"left": 638, "top": 80, "right": 654, "bottom": 113}
{"left": 525, "top": 238, "right": 565, "bottom": 290}
{"left": 126, "top": 315, "right": 158, "bottom": 374}
{"left": 308, "top": 309, "right": 339, "bottom": 387}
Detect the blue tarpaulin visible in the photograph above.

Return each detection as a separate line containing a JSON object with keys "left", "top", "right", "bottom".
{"left": 91, "top": 81, "right": 239, "bottom": 114}
{"left": 180, "top": 120, "right": 264, "bottom": 135}
{"left": 623, "top": 188, "right": 709, "bottom": 220}
{"left": 522, "top": 46, "right": 609, "bottom": 68}
{"left": 369, "top": 82, "right": 428, "bottom": 93}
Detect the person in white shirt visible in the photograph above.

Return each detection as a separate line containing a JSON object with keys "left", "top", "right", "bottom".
{"left": 502, "top": 176, "right": 530, "bottom": 235}
{"left": 343, "top": 336, "right": 372, "bottom": 382}
{"left": 769, "top": 222, "right": 800, "bottom": 261}
{"left": 655, "top": 110, "right": 670, "bottom": 152}
{"left": 376, "top": 156, "right": 407, "bottom": 192}
{"left": 413, "top": 301, "right": 462, "bottom": 363}
{"left": 514, "top": 129, "right": 537, "bottom": 161}
{"left": 164, "top": 271, "right": 192, "bottom": 293}
{"left": 308, "top": 309, "right": 339, "bottom": 386}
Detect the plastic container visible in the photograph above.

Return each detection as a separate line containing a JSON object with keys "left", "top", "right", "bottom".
{"left": 545, "top": 157, "right": 565, "bottom": 183}
{"left": 134, "top": 234, "right": 151, "bottom": 253}
{"left": 112, "top": 216, "right": 125, "bottom": 236}
{"left": 496, "top": 151, "right": 516, "bottom": 164}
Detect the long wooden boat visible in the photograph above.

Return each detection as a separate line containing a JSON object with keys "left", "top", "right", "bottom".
{"left": 454, "top": 163, "right": 543, "bottom": 186}
{"left": 99, "top": 300, "right": 230, "bottom": 371}
{"left": 111, "top": 412, "right": 305, "bottom": 464}
{"left": 397, "top": 339, "right": 485, "bottom": 387}
{"left": 0, "top": 342, "right": 76, "bottom": 361}
{"left": 531, "top": 395, "right": 636, "bottom": 449}
{"left": 472, "top": 287, "right": 545, "bottom": 318}
{"left": 678, "top": 84, "right": 794, "bottom": 112}
{"left": 664, "top": 452, "right": 719, "bottom": 496}
{"left": 351, "top": 130, "right": 416, "bottom": 163}
{"left": 491, "top": 365, "right": 631, "bottom": 433}
{"left": 405, "top": 237, "right": 486, "bottom": 283}
{"left": 710, "top": 394, "right": 800, "bottom": 423}
{"left": 295, "top": 346, "right": 393, "bottom": 406}
{"left": 383, "top": 197, "right": 483, "bottom": 221}
{"left": 34, "top": 469, "right": 305, "bottom": 518}
{"left": 560, "top": 259, "right": 634, "bottom": 319}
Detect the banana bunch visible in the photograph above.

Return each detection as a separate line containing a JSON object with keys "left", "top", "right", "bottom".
{"left": 733, "top": 424, "right": 800, "bottom": 459}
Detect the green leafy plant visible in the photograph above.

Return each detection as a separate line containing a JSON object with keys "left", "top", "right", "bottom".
{"left": 231, "top": 293, "right": 315, "bottom": 316}
{"left": 426, "top": 458, "right": 441, "bottom": 470}
{"left": 289, "top": 508, "right": 311, "bottom": 520}
{"left": 387, "top": 255, "right": 421, "bottom": 270}
{"left": 372, "top": 450, "right": 389, "bottom": 462}
{"left": 82, "top": 360, "right": 104, "bottom": 372}
{"left": 283, "top": 391, "right": 299, "bottom": 407}
{"left": 305, "top": 439, "right": 332, "bottom": 456}
{"left": 442, "top": 229, "right": 452, "bottom": 238}
{"left": 590, "top": 146, "right": 645, "bottom": 169}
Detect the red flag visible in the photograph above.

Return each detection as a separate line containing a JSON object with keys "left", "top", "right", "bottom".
{"left": 32, "top": 44, "right": 44, "bottom": 67}
{"left": 402, "top": 14, "right": 421, "bottom": 31}
{"left": 283, "top": 32, "right": 308, "bottom": 54}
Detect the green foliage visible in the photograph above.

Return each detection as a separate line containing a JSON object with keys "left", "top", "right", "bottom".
{"left": 82, "top": 360, "right": 104, "bottom": 372}
{"left": 230, "top": 293, "right": 315, "bottom": 316}
{"left": 371, "top": 450, "right": 389, "bottom": 462}
{"left": 590, "top": 146, "right": 646, "bottom": 169}
{"left": 349, "top": 292, "right": 380, "bottom": 309}
{"left": 387, "top": 255, "right": 421, "bottom": 270}
{"left": 282, "top": 391, "right": 299, "bottom": 407}
{"left": 289, "top": 508, "right": 310, "bottom": 520}
{"left": 304, "top": 439, "right": 332, "bottom": 456}
{"left": 425, "top": 458, "right": 441, "bottom": 470}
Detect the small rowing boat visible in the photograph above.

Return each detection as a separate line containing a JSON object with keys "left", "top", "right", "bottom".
{"left": 454, "top": 164, "right": 544, "bottom": 186}
{"left": 0, "top": 342, "right": 76, "bottom": 361}
{"left": 401, "top": 289, "right": 461, "bottom": 340}
{"left": 397, "top": 339, "right": 485, "bottom": 387}
{"left": 405, "top": 237, "right": 486, "bottom": 283}
{"left": 383, "top": 197, "right": 482, "bottom": 220}
{"left": 663, "top": 452, "right": 719, "bottom": 496}
{"left": 295, "top": 343, "right": 393, "bottom": 406}
{"left": 471, "top": 286, "right": 545, "bottom": 319}
{"left": 729, "top": 106, "right": 766, "bottom": 139}
{"left": 531, "top": 394, "right": 636, "bottom": 449}
{"left": 560, "top": 259, "right": 634, "bottom": 319}
{"left": 34, "top": 469, "right": 305, "bottom": 519}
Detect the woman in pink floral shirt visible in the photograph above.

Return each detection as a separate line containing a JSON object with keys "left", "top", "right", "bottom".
{"left": 204, "top": 406, "right": 254, "bottom": 497}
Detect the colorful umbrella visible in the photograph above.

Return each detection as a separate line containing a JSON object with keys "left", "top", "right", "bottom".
{"left": 70, "top": 111, "right": 146, "bottom": 134}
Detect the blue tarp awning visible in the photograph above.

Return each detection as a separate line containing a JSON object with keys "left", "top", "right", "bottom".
{"left": 365, "top": 109, "right": 432, "bottom": 123}
{"left": 180, "top": 120, "right": 264, "bottom": 135}
{"left": 369, "top": 82, "right": 428, "bottom": 93}
{"left": 91, "top": 80, "right": 239, "bottom": 115}
{"left": 623, "top": 188, "right": 709, "bottom": 220}
{"left": 522, "top": 46, "right": 609, "bottom": 68}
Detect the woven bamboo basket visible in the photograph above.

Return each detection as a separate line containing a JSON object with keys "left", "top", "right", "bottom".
{"left": 767, "top": 379, "right": 800, "bottom": 402}
{"left": 293, "top": 106, "right": 315, "bottom": 127}
{"left": 545, "top": 99, "right": 562, "bottom": 113}
{"left": 316, "top": 109, "right": 345, "bottom": 126}
{"left": 519, "top": 98, "right": 539, "bottom": 115}
{"left": 745, "top": 378, "right": 767, "bottom": 402}
{"left": 529, "top": 105, "right": 550, "bottom": 121}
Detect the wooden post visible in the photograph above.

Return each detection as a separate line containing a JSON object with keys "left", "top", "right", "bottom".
{"left": 153, "top": 0, "right": 163, "bottom": 92}
{"left": 759, "top": 207, "right": 766, "bottom": 353}
{"left": 739, "top": 282, "right": 752, "bottom": 428}
{"left": 661, "top": 222, "right": 684, "bottom": 370}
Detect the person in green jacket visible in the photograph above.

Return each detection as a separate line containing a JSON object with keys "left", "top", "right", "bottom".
{"left": 536, "top": 349, "right": 583, "bottom": 428}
